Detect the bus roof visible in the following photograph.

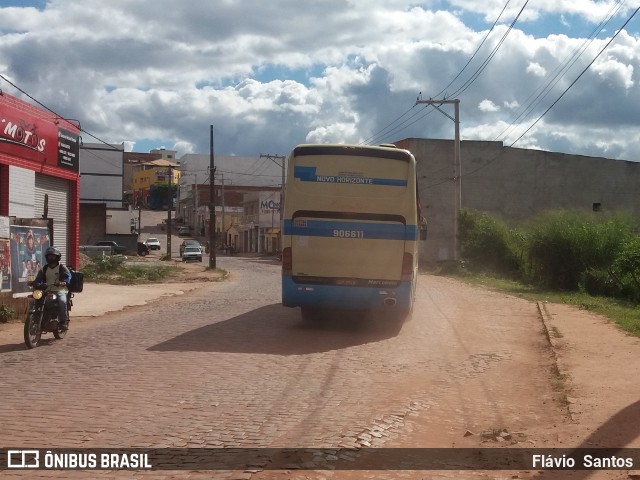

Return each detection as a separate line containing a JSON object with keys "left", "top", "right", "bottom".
{"left": 292, "top": 144, "right": 414, "bottom": 162}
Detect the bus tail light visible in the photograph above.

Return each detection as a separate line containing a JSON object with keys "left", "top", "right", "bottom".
{"left": 282, "top": 247, "right": 292, "bottom": 273}
{"left": 401, "top": 252, "right": 414, "bottom": 281}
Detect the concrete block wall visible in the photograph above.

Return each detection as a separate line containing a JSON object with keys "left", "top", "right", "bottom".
{"left": 397, "top": 138, "right": 640, "bottom": 265}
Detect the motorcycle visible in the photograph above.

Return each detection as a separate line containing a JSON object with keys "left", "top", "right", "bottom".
{"left": 24, "top": 276, "right": 73, "bottom": 349}
{"left": 137, "top": 241, "right": 150, "bottom": 256}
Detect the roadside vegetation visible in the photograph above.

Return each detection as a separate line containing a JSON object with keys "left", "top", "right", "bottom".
{"left": 0, "top": 305, "right": 17, "bottom": 323}
{"left": 82, "top": 255, "right": 181, "bottom": 285}
{"left": 451, "top": 208, "right": 640, "bottom": 336}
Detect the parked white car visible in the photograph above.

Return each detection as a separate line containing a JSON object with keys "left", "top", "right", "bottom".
{"left": 144, "top": 237, "right": 161, "bottom": 250}
{"left": 182, "top": 246, "right": 203, "bottom": 262}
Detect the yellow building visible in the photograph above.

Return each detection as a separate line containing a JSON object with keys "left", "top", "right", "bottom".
{"left": 132, "top": 159, "right": 181, "bottom": 207}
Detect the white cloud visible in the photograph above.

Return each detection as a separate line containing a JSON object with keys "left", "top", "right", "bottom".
{"left": 526, "top": 62, "right": 547, "bottom": 77}
{"left": 447, "top": 0, "right": 636, "bottom": 24}
{"left": 306, "top": 123, "right": 359, "bottom": 144}
{"left": 592, "top": 56, "right": 635, "bottom": 90}
{"left": 0, "top": 0, "right": 638, "bottom": 162}
{"left": 478, "top": 99, "right": 500, "bottom": 112}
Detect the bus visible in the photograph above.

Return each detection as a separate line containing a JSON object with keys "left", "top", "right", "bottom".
{"left": 281, "top": 144, "right": 426, "bottom": 320}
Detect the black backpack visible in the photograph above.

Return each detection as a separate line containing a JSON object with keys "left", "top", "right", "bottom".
{"left": 43, "top": 264, "right": 84, "bottom": 293}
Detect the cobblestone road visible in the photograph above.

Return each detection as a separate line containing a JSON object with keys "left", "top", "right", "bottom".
{"left": 0, "top": 256, "right": 568, "bottom": 479}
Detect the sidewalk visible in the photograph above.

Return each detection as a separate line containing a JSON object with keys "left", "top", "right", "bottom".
{"left": 0, "top": 265, "right": 224, "bottom": 345}
{"left": 68, "top": 256, "right": 226, "bottom": 317}
{"left": 70, "top": 281, "right": 206, "bottom": 317}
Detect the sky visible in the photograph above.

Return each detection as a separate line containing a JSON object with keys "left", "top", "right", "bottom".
{"left": 1, "top": 0, "right": 639, "bottom": 172}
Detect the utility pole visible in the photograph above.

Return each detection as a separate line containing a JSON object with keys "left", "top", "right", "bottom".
{"left": 260, "top": 153, "right": 286, "bottom": 251}
{"left": 209, "top": 125, "right": 216, "bottom": 269}
{"left": 415, "top": 98, "right": 461, "bottom": 261}
{"left": 167, "top": 166, "right": 173, "bottom": 259}
{"left": 220, "top": 172, "right": 226, "bottom": 247}
{"left": 193, "top": 173, "right": 198, "bottom": 233}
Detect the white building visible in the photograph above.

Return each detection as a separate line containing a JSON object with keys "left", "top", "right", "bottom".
{"left": 239, "top": 191, "right": 281, "bottom": 254}
{"left": 177, "top": 153, "right": 284, "bottom": 247}
{"left": 80, "top": 142, "right": 125, "bottom": 209}
{"left": 79, "top": 142, "right": 136, "bottom": 245}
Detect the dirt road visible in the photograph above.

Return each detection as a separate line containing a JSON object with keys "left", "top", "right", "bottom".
{"left": 0, "top": 257, "right": 639, "bottom": 479}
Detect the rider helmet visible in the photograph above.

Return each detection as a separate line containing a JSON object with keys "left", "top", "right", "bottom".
{"left": 44, "top": 246, "right": 61, "bottom": 264}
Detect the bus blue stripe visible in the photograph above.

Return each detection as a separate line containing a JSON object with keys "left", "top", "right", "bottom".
{"left": 283, "top": 220, "right": 418, "bottom": 241}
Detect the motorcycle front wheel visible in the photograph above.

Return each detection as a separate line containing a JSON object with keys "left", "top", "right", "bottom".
{"left": 53, "top": 320, "right": 68, "bottom": 340}
{"left": 24, "top": 311, "right": 43, "bottom": 349}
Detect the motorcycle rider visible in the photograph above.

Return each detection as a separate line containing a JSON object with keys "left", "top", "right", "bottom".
{"left": 33, "top": 246, "right": 71, "bottom": 330}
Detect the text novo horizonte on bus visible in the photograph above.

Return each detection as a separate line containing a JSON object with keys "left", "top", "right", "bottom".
{"left": 316, "top": 175, "right": 374, "bottom": 184}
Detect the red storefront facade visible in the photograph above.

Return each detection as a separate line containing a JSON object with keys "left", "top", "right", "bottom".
{"left": 0, "top": 92, "right": 81, "bottom": 270}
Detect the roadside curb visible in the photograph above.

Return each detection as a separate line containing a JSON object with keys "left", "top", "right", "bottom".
{"left": 536, "top": 300, "right": 576, "bottom": 422}
{"left": 537, "top": 301, "right": 560, "bottom": 352}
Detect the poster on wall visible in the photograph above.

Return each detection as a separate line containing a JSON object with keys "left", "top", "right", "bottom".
{"left": 0, "top": 239, "right": 10, "bottom": 292}
{"left": 0, "top": 217, "right": 9, "bottom": 292}
{"left": 9, "top": 226, "right": 50, "bottom": 296}
{"left": 0, "top": 216, "right": 9, "bottom": 238}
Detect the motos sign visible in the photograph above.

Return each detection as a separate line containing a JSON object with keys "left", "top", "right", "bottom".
{"left": 0, "top": 93, "right": 80, "bottom": 172}
{"left": 260, "top": 200, "right": 280, "bottom": 210}
{"left": 1, "top": 118, "right": 46, "bottom": 153}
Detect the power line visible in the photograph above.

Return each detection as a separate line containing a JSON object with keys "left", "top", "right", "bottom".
{"left": 365, "top": 103, "right": 435, "bottom": 146}
{"left": 360, "top": 103, "right": 419, "bottom": 145}
{"left": 423, "top": 4, "right": 640, "bottom": 189}
{"left": 434, "top": 0, "right": 513, "bottom": 99}
{"left": 83, "top": 147, "right": 124, "bottom": 170}
{"left": 494, "top": 0, "right": 627, "bottom": 143}
{"left": 383, "top": 0, "right": 632, "bottom": 166}
{"left": 508, "top": 5, "right": 640, "bottom": 148}
{"left": 0, "top": 73, "right": 121, "bottom": 152}
{"left": 365, "top": 0, "right": 520, "bottom": 145}
{"left": 449, "top": 0, "right": 530, "bottom": 99}
{"left": 241, "top": 156, "right": 268, "bottom": 176}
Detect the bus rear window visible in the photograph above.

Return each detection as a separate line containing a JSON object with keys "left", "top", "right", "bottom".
{"left": 291, "top": 155, "right": 409, "bottom": 197}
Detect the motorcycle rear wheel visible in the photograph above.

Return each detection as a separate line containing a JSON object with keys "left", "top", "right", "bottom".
{"left": 24, "top": 312, "right": 42, "bottom": 349}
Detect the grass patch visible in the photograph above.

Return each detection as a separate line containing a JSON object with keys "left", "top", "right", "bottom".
{"left": 0, "top": 305, "right": 17, "bottom": 323}
{"left": 82, "top": 256, "right": 180, "bottom": 285}
{"left": 446, "top": 271, "right": 640, "bottom": 337}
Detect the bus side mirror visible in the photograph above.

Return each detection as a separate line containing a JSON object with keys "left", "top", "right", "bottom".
{"left": 418, "top": 219, "right": 427, "bottom": 240}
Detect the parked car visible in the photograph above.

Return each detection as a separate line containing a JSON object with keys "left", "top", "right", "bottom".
{"left": 144, "top": 237, "right": 161, "bottom": 250}
{"left": 181, "top": 246, "right": 203, "bottom": 262}
{"left": 137, "top": 242, "right": 150, "bottom": 256}
{"left": 95, "top": 240, "right": 127, "bottom": 254}
{"left": 178, "top": 226, "right": 191, "bottom": 236}
{"left": 179, "top": 239, "right": 201, "bottom": 255}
